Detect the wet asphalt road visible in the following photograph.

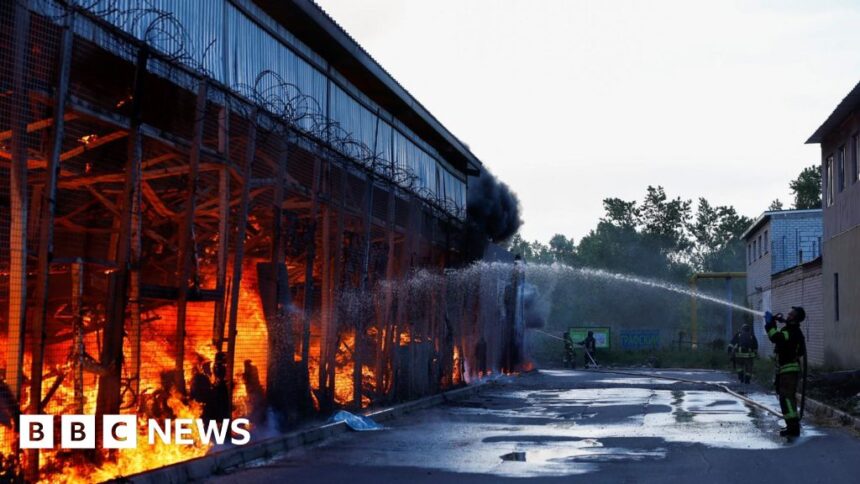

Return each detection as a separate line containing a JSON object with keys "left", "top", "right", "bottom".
{"left": 208, "top": 369, "right": 860, "bottom": 483}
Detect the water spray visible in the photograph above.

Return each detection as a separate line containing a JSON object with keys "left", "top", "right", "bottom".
{"left": 560, "top": 266, "right": 763, "bottom": 317}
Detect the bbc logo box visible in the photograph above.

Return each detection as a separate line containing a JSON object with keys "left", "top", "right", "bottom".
{"left": 19, "top": 415, "right": 137, "bottom": 449}
{"left": 18, "top": 415, "right": 251, "bottom": 449}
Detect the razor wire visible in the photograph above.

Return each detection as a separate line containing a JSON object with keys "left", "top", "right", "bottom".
{"left": 34, "top": 0, "right": 464, "bottom": 220}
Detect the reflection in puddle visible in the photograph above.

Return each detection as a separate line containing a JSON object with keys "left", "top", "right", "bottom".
{"left": 301, "top": 371, "right": 824, "bottom": 480}
{"left": 454, "top": 378, "right": 824, "bottom": 477}
{"left": 494, "top": 437, "right": 666, "bottom": 477}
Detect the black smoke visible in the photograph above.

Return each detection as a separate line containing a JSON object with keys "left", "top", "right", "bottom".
{"left": 465, "top": 168, "right": 522, "bottom": 260}
{"left": 522, "top": 282, "right": 548, "bottom": 328}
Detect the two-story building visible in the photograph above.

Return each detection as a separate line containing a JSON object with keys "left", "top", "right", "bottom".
{"left": 807, "top": 80, "right": 860, "bottom": 368}
{"left": 742, "top": 209, "right": 822, "bottom": 360}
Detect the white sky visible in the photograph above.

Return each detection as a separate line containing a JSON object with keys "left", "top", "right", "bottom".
{"left": 315, "top": 0, "right": 860, "bottom": 242}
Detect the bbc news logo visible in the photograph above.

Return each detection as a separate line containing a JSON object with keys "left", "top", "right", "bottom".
{"left": 19, "top": 415, "right": 251, "bottom": 449}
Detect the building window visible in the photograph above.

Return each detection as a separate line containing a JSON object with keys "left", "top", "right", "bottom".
{"left": 826, "top": 156, "right": 834, "bottom": 206}
{"left": 747, "top": 244, "right": 751, "bottom": 265}
{"left": 838, "top": 146, "right": 846, "bottom": 192}
{"left": 753, "top": 240, "right": 757, "bottom": 260}
{"left": 834, "top": 273, "right": 840, "bottom": 322}
{"left": 758, "top": 235, "right": 763, "bottom": 258}
{"left": 854, "top": 134, "right": 860, "bottom": 183}
{"left": 764, "top": 230, "right": 768, "bottom": 254}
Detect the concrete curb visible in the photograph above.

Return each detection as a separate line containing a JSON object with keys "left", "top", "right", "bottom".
{"left": 801, "top": 395, "right": 860, "bottom": 433}
{"left": 118, "top": 384, "right": 483, "bottom": 484}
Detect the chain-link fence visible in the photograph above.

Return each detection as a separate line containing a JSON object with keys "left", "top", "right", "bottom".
{"left": 0, "top": 2, "right": 520, "bottom": 481}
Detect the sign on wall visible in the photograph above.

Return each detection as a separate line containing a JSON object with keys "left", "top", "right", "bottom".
{"left": 567, "top": 327, "right": 611, "bottom": 349}
{"left": 619, "top": 329, "right": 660, "bottom": 350}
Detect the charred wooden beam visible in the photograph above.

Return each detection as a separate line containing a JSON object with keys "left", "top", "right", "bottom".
{"left": 213, "top": 105, "right": 231, "bottom": 349}
{"left": 263, "top": 136, "right": 300, "bottom": 423}
{"left": 301, "top": 154, "right": 322, "bottom": 398}
{"left": 6, "top": 0, "right": 30, "bottom": 417}
{"left": 58, "top": 161, "right": 221, "bottom": 189}
{"left": 29, "top": 6, "right": 74, "bottom": 427}
{"left": 96, "top": 46, "right": 149, "bottom": 421}
{"left": 174, "top": 80, "right": 209, "bottom": 394}
{"left": 71, "top": 260, "right": 85, "bottom": 414}
{"left": 140, "top": 182, "right": 175, "bottom": 218}
{"left": 318, "top": 204, "right": 332, "bottom": 409}
{"left": 225, "top": 109, "right": 258, "bottom": 406}
{"left": 325, "top": 170, "right": 347, "bottom": 408}
{"left": 354, "top": 173, "right": 374, "bottom": 408}
{"left": 400, "top": 195, "right": 418, "bottom": 400}
{"left": 0, "top": 130, "right": 128, "bottom": 165}
{"left": 84, "top": 185, "right": 120, "bottom": 216}
{"left": 11, "top": 4, "right": 34, "bottom": 479}
{"left": 0, "top": 112, "right": 77, "bottom": 141}
{"left": 376, "top": 182, "right": 397, "bottom": 398}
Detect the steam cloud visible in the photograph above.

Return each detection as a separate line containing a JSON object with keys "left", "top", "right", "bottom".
{"left": 521, "top": 282, "right": 549, "bottom": 328}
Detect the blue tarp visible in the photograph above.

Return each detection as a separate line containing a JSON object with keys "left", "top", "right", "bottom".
{"left": 328, "top": 410, "right": 383, "bottom": 431}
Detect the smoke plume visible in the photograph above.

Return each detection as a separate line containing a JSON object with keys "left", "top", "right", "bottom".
{"left": 465, "top": 169, "right": 522, "bottom": 259}
{"left": 522, "top": 282, "right": 549, "bottom": 328}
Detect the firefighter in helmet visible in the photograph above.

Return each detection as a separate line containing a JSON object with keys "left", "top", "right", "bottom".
{"left": 563, "top": 331, "right": 576, "bottom": 368}
{"left": 765, "top": 306, "right": 807, "bottom": 437}
{"left": 729, "top": 324, "right": 758, "bottom": 384}
{"left": 579, "top": 330, "right": 597, "bottom": 367}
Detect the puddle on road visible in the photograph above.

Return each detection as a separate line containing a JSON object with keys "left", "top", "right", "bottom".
{"left": 592, "top": 377, "right": 682, "bottom": 386}
{"left": 449, "top": 381, "right": 822, "bottom": 477}
{"left": 295, "top": 371, "right": 823, "bottom": 479}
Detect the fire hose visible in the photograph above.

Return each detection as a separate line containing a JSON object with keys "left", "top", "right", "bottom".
{"left": 535, "top": 329, "right": 600, "bottom": 367}
{"left": 531, "top": 329, "right": 784, "bottom": 419}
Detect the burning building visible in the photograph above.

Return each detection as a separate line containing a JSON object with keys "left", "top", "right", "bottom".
{"left": 0, "top": 0, "right": 524, "bottom": 481}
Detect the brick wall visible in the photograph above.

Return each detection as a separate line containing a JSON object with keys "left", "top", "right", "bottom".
{"left": 771, "top": 214, "right": 823, "bottom": 273}
{"left": 771, "top": 260, "right": 824, "bottom": 367}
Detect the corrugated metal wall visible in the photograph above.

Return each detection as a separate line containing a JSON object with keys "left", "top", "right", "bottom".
{"left": 55, "top": 0, "right": 466, "bottom": 217}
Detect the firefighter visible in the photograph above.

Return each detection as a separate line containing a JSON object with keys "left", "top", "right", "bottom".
{"left": 730, "top": 324, "right": 758, "bottom": 384}
{"left": 765, "top": 306, "right": 806, "bottom": 437}
{"left": 580, "top": 330, "right": 597, "bottom": 367}
{"left": 563, "top": 331, "right": 576, "bottom": 369}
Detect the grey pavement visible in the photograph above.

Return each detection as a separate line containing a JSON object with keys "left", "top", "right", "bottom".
{"left": 207, "top": 369, "right": 860, "bottom": 483}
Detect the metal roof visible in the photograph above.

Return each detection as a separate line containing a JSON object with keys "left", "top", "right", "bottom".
{"left": 251, "top": 0, "right": 483, "bottom": 175}
{"left": 806, "top": 80, "right": 860, "bottom": 144}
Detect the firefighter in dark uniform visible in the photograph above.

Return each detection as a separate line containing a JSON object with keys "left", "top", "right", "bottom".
{"left": 563, "top": 331, "right": 576, "bottom": 368}
{"left": 765, "top": 306, "right": 806, "bottom": 437}
{"left": 729, "top": 324, "right": 758, "bottom": 384}
{"left": 580, "top": 331, "right": 597, "bottom": 367}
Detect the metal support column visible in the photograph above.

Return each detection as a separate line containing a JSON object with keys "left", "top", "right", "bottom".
{"left": 174, "top": 80, "right": 209, "bottom": 393}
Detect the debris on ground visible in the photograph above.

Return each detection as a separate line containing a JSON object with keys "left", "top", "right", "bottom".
{"left": 328, "top": 411, "right": 383, "bottom": 431}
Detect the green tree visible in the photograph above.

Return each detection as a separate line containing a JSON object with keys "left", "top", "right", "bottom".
{"left": 577, "top": 187, "right": 691, "bottom": 279}
{"left": 601, "top": 198, "right": 639, "bottom": 228}
{"left": 529, "top": 186, "right": 751, "bottom": 351}
{"left": 790, "top": 165, "right": 822, "bottom": 209}
{"left": 688, "top": 198, "right": 752, "bottom": 272}
{"left": 506, "top": 233, "right": 533, "bottom": 260}
{"left": 768, "top": 199, "right": 784, "bottom": 211}
{"left": 529, "top": 240, "right": 555, "bottom": 264}
{"left": 548, "top": 234, "right": 576, "bottom": 265}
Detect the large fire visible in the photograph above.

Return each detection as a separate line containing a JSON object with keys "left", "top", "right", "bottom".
{"left": 0, "top": 258, "right": 403, "bottom": 482}
{"left": 44, "top": 392, "right": 210, "bottom": 484}
{"left": 0, "top": 2, "right": 532, "bottom": 481}
{"left": 0, "top": 262, "right": 274, "bottom": 482}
